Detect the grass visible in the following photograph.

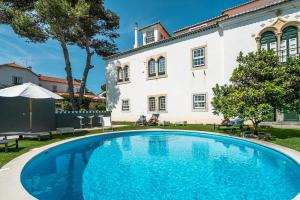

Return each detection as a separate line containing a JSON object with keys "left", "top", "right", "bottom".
{"left": 0, "top": 123, "right": 299, "bottom": 168}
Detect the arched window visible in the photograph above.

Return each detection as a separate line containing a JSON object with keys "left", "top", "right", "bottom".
{"left": 117, "top": 67, "right": 123, "bottom": 82}
{"left": 158, "top": 57, "right": 165, "bottom": 75}
{"left": 148, "top": 59, "right": 156, "bottom": 77}
{"left": 260, "top": 31, "right": 277, "bottom": 51}
{"left": 123, "top": 66, "right": 129, "bottom": 81}
{"left": 281, "top": 26, "right": 298, "bottom": 62}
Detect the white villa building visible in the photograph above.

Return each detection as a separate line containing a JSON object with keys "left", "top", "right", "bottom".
{"left": 105, "top": 0, "right": 300, "bottom": 125}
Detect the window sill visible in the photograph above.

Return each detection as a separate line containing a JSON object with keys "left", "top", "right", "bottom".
{"left": 192, "top": 109, "right": 208, "bottom": 112}
{"left": 117, "top": 80, "right": 131, "bottom": 85}
{"left": 147, "top": 110, "right": 168, "bottom": 114}
{"left": 191, "top": 66, "right": 207, "bottom": 71}
{"left": 121, "top": 110, "right": 130, "bottom": 113}
{"left": 147, "top": 74, "right": 168, "bottom": 80}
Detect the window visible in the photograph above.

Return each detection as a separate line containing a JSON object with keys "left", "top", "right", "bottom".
{"left": 146, "top": 31, "right": 155, "bottom": 44}
{"left": 124, "top": 66, "right": 129, "bottom": 81}
{"left": 148, "top": 59, "right": 156, "bottom": 77}
{"left": 12, "top": 76, "right": 23, "bottom": 85}
{"left": 260, "top": 31, "right": 277, "bottom": 52}
{"left": 193, "top": 94, "right": 207, "bottom": 111}
{"left": 192, "top": 47, "right": 205, "bottom": 68}
{"left": 158, "top": 57, "right": 165, "bottom": 75}
{"left": 148, "top": 95, "right": 167, "bottom": 112}
{"left": 158, "top": 96, "right": 166, "bottom": 111}
{"left": 52, "top": 85, "right": 57, "bottom": 92}
{"left": 117, "top": 67, "right": 123, "bottom": 82}
{"left": 280, "top": 26, "right": 298, "bottom": 62}
{"left": 148, "top": 97, "right": 156, "bottom": 112}
{"left": 122, "top": 99, "right": 130, "bottom": 111}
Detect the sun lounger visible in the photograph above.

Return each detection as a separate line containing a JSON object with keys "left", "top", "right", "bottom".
{"left": 56, "top": 127, "right": 75, "bottom": 136}
{"left": 158, "top": 121, "right": 171, "bottom": 126}
{"left": 148, "top": 114, "right": 160, "bottom": 126}
{"left": 22, "top": 132, "right": 52, "bottom": 141}
{"left": 174, "top": 121, "right": 187, "bottom": 126}
{"left": 136, "top": 115, "right": 147, "bottom": 126}
{"left": 0, "top": 139, "right": 18, "bottom": 153}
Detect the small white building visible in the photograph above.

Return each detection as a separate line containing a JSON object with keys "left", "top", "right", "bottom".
{"left": 39, "top": 75, "right": 81, "bottom": 93}
{"left": 105, "top": 0, "right": 300, "bottom": 125}
{"left": 0, "top": 63, "right": 39, "bottom": 88}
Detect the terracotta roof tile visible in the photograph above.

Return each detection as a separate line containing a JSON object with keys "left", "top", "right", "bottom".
{"left": 0, "top": 63, "right": 23, "bottom": 68}
{"left": 39, "top": 75, "right": 81, "bottom": 86}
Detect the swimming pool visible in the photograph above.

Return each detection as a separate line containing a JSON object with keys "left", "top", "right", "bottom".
{"left": 21, "top": 131, "right": 300, "bottom": 200}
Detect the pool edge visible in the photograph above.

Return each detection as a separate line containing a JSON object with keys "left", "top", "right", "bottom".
{"left": 0, "top": 129, "right": 299, "bottom": 200}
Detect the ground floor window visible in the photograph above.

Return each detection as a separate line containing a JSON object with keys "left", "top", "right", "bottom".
{"left": 159, "top": 96, "right": 166, "bottom": 111}
{"left": 148, "top": 97, "right": 156, "bottom": 112}
{"left": 148, "top": 95, "right": 167, "bottom": 112}
{"left": 193, "top": 93, "right": 207, "bottom": 111}
{"left": 122, "top": 99, "right": 130, "bottom": 111}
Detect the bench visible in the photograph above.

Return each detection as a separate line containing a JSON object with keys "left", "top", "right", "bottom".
{"left": 0, "top": 139, "right": 18, "bottom": 153}
{"left": 56, "top": 127, "right": 75, "bottom": 136}
{"left": 22, "top": 132, "right": 52, "bottom": 141}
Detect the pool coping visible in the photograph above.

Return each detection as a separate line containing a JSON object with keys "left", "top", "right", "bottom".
{"left": 0, "top": 129, "right": 299, "bottom": 200}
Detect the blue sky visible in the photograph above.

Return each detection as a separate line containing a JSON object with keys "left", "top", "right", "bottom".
{"left": 0, "top": 0, "right": 248, "bottom": 94}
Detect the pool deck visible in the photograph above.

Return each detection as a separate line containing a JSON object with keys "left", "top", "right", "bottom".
{"left": 0, "top": 129, "right": 299, "bottom": 200}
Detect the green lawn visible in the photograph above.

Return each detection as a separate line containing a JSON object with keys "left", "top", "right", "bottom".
{"left": 0, "top": 123, "right": 299, "bottom": 168}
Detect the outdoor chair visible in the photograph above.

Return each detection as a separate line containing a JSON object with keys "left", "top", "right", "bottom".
{"left": 148, "top": 114, "right": 160, "bottom": 126}
{"left": 136, "top": 115, "right": 147, "bottom": 126}
{"left": 102, "top": 116, "right": 113, "bottom": 131}
{"left": 88, "top": 115, "right": 94, "bottom": 128}
{"left": 215, "top": 118, "right": 244, "bottom": 132}
{"left": 77, "top": 116, "right": 85, "bottom": 129}
{"left": 98, "top": 115, "right": 104, "bottom": 126}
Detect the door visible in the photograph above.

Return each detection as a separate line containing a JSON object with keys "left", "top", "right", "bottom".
{"left": 283, "top": 111, "right": 299, "bottom": 122}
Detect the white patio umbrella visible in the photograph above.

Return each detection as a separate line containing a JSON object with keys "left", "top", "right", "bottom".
{"left": 0, "top": 83, "right": 63, "bottom": 130}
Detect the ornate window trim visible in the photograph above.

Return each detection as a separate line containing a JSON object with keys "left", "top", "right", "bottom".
{"left": 255, "top": 18, "right": 300, "bottom": 51}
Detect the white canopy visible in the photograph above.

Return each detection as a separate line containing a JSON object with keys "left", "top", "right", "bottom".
{"left": 0, "top": 82, "right": 63, "bottom": 99}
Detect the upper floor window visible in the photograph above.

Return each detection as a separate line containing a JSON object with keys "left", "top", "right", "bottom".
{"left": 193, "top": 93, "right": 207, "bottom": 111}
{"left": 122, "top": 99, "right": 130, "bottom": 111}
{"left": 146, "top": 31, "right": 155, "bottom": 44}
{"left": 124, "top": 66, "right": 129, "bottom": 81}
{"left": 52, "top": 85, "right": 57, "bottom": 92}
{"left": 280, "top": 26, "right": 298, "bottom": 62}
{"left": 117, "top": 67, "right": 123, "bottom": 82}
{"left": 260, "top": 31, "right": 277, "bottom": 52}
{"left": 158, "top": 57, "right": 166, "bottom": 75}
{"left": 192, "top": 47, "right": 206, "bottom": 68}
{"left": 12, "top": 76, "right": 23, "bottom": 85}
{"left": 148, "top": 59, "right": 156, "bottom": 77}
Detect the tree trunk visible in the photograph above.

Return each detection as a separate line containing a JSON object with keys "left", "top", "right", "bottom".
{"left": 77, "top": 46, "right": 93, "bottom": 109}
{"left": 253, "top": 121, "right": 259, "bottom": 135}
{"left": 60, "top": 38, "right": 76, "bottom": 110}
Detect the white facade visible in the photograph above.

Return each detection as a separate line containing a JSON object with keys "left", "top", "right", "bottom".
{"left": 39, "top": 79, "right": 80, "bottom": 93}
{"left": 106, "top": 1, "right": 300, "bottom": 124}
{"left": 0, "top": 65, "right": 39, "bottom": 88}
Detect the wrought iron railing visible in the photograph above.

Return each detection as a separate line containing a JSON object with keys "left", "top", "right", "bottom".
{"left": 276, "top": 47, "right": 300, "bottom": 63}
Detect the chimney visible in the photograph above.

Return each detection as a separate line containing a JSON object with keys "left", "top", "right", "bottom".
{"left": 134, "top": 22, "right": 139, "bottom": 48}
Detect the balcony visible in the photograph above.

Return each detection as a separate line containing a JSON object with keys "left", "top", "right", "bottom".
{"left": 276, "top": 47, "right": 300, "bottom": 63}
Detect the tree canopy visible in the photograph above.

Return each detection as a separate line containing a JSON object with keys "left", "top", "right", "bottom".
{"left": 212, "top": 50, "right": 300, "bottom": 133}
{"left": 0, "top": 0, "right": 119, "bottom": 110}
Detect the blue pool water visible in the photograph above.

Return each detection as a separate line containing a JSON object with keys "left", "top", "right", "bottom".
{"left": 21, "top": 131, "right": 300, "bottom": 200}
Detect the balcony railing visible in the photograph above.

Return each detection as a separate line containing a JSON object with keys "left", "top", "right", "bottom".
{"left": 276, "top": 47, "right": 300, "bottom": 63}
